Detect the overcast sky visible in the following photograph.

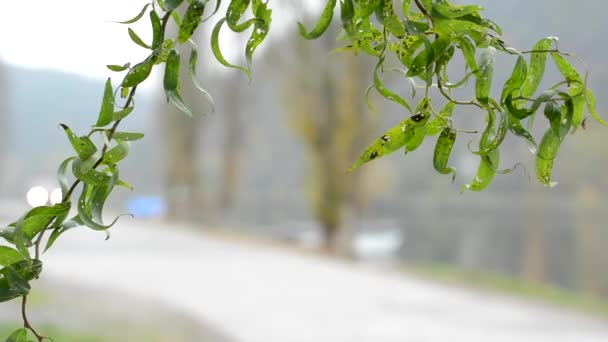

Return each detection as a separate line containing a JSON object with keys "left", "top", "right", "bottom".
{"left": 0, "top": 0, "right": 315, "bottom": 81}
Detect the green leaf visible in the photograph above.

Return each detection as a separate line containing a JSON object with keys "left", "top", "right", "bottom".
{"left": 463, "top": 111, "right": 499, "bottom": 192}
{"left": 113, "top": 106, "right": 134, "bottom": 121}
{"left": 211, "top": 18, "right": 250, "bottom": 77}
{"left": 245, "top": 0, "right": 272, "bottom": 72}
{"left": 103, "top": 142, "right": 130, "bottom": 164}
{"left": 426, "top": 102, "right": 454, "bottom": 136}
{"left": 226, "top": 0, "right": 256, "bottom": 32}
{"left": 128, "top": 28, "right": 151, "bottom": 49}
{"left": 21, "top": 203, "right": 71, "bottom": 238}
{"left": 585, "top": 89, "right": 608, "bottom": 128}
{"left": 520, "top": 37, "right": 556, "bottom": 100}
{"left": 433, "top": 0, "right": 483, "bottom": 19}
{"left": 72, "top": 157, "right": 112, "bottom": 186}
{"left": 507, "top": 114, "right": 537, "bottom": 155}
{"left": 163, "top": 49, "right": 193, "bottom": 117}
{"left": 433, "top": 127, "right": 457, "bottom": 180}
{"left": 475, "top": 47, "right": 496, "bottom": 105}
{"left": 106, "top": 63, "right": 130, "bottom": 72}
{"left": 501, "top": 56, "right": 527, "bottom": 102}
{"left": 121, "top": 59, "right": 155, "bottom": 88}
{"left": 536, "top": 127, "right": 562, "bottom": 187}
{"left": 298, "top": 0, "right": 337, "bottom": 40}
{"left": 164, "top": 0, "right": 186, "bottom": 11}
{"left": 0, "top": 247, "right": 23, "bottom": 267}
{"left": 470, "top": 109, "right": 508, "bottom": 155}
{"left": 349, "top": 112, "right": 430, "bottom": 172}
{"left": 77, "top": 183, "right": 130, "bottom": 231}
{"left": 178, "top": 0, "right": 206, "bottom": 43}
{"left": 60, "top": 125, "right": 97, "bottom": 160}
{"left": 96, "top": 78, "right": 115, "bottom": 127}
{"left": 114, "top": 3, "right": 151, "bottom": 24}
{"left": 188, "top": 41, "right": 215, "bottom": 112}
{"left": 551, "top": 52, "right": 585, "bottom": 131}
{"left": 380, "top": 0, "right": 405, "bottom": 38}
{"left": 57, "top": 157, "right": 75, "bottom": 198}
{"left": 5, "top": 328, "right": 29, "bottom": 342}
{"left": 113, "top": 132, "right": 144, "bottom": 141}
{"left": 150, "top": 10, "right": 163, "bottom": 50}
{"left": 373, "top": 59, "right": 413, "bottom": 113}
{"left": 454, "top": 36, "right": 478, "bottom": 72}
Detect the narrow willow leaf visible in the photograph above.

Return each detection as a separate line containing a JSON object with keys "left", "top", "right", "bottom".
{"left": 21, "top": 203, "right": 71, "bottom": 238}
{"left": 72, "top": 157, "right": 112, "bottom": 186}
{"left": 471, "top": 109, "right": 508, "bottom": 155}
{"left": 113, "top": 106, "right": 134, "bottom": 121}
{"left": 407, "top": 36, "right": 450, "bottom": 78}
{"left": 44, "top": 216, "right": 83, "bottom": 253}
{"left": 13, "top": 215, "right": 31, "bottom": 263}
{"left": 103, "top": 142, "right": 130, "bottom": 164}
{"left": 172, "top": 11, "right": 182, "bottom": 27}
{"left": 113, "top": 132, "right": 144, "bottom": 141}
{"left": 226, "top": 0, "right": 256, "bottom": 32}
{"left": 122, "top": 59, "right": 154, "bottom": 87}
{"left": 128, "top": 28, "right": 151, "bottom": 49}
{"left": 373, "top": 59, "right": 413, "bottom": 113}
{"left": 164, "top": 49, "right": 194, "bottom": 117}
{"left": 245, "top": 1, "right": 272, "bottom": 72}
{"left": 536, "top": 127, "right": 562, "bottom": 187}
{"left": 58, "top": 157, "right": 75, "bottom": 197}
{"left": 433, "top": 127, "right": 457, "bottom": 180}
{"left": 96, "top": 78, "right": 115, "bottom": 127}
{"left": 106, "top": 63, "right": 130, "bottom": 72}
{"left": 402, "top": 0, "right": 412, "bottom": 15}
{"left": 178, "top": 0, "right": 206, "bottom": 43}
{"left": 5, "top": 328, "right": 28, "bottom": 342}
{"left": 60, "top": 124, "right": 97, "bottom": 160}
{"left": 164, "top": 0, "right": 186, "bottom": 11}
{"left": 520, "top": 37, "right": 556, "bottom": 99}
{"left": 150, "top": 10, "right": 162, "bottom": 49}
{"left": 475, "top": 47, "right": 496, "bottom": 105}
{"left": 188, "top": 41, "right": 215, "bottom": 112}
{"left": 507, "top": 114, "right": 537, "bottom": 155}
{"left": 501, "top": 56, "right": 527, "bottom": 102}
{"left": 211, "top": 19, "right": 250, "bottom": 77}
{"left": 586, "top": 89, "right": 608, "bottom": 127}
{"left": 340, "top": 0, "right": 355, "bottom": 38}
{"left": 426, "top": 102, "right": 455, "bottom": 136}
{"left": 433, "top": 0, "right": 483, "bottom": 19}
{"left": 77, "top": 184, "right": 130, "bottom": 231}
{"left": 0, "top": 247, "right": 23, "bottom": 267}
{"left": 116, "top": 180, "right": 134, "bottom": 190}
{"left": 349, "top": 112, "right": 430, "bottom": 172}
{"left": 405, "top": 98, "right": 432, "bottom": 152}
{"left": 463, "top": 111, "right": 499, "bottom": 192}
{"left": 115, "top": 3, "right": 151, "bottom": 24}
{"left": 380, "top": 0, "right": 406, "bottom": 38}
{"left": 551, "top": 52, "right": 585, "bottom": 130}
{"left": 298, "top": 0, "right": 337, "bottom": 40}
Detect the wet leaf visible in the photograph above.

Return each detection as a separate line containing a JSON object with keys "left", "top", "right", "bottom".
{"left": 164, "top": 49, "right": 193, "bottom": 117}
{"left": 178, "top": 0, "right": 206, "bottom": 43}
{"left": 298, "top": 0, "right": 337, "bottom": 40}
{"left": 551, "top": 52, "right": 585, "bottom": 131}
{"left": 188, "top": 41, "right": 215, "bottom": 112}
{"left": 349, "top": 112, "right": 430, "bottom": 172}
{"left": 585, "top": 89, "right": 608, "bottom": 128}
{"left": 211, "top": 18, "right": 250, "bottom": 77}
{"left": 536, "top": 127, "right": 562, "bottom": 187}
{"left": 122, "top": 58, "right": 154, "bottom": 88}
{"left": 245, "top": 0, "right": 272, "bottom": 72}
{"left": 0, "top": 247, "right": 23, "bottom": 267}
{"left": 106, "top": 63, "right": 130, "bottom": 72}
{"left": 114, "top": 3, "right": 151, "bottom": 24}
{"left": 164, "top": 0, "right": 186, "bottom": 11}
{"left": 475, "top": 47, "right": 496, "bottom": 105}
{"left": 96, "top": 78, "right": 115, "bottom": 127}
{"left": 103, "top": 142, "right": 130, "bottom": 164}
{"left": 373, "top": 59, "right": 413, "bottom": 113}
{"left": 128, "top": 28, "right": 151, "bottom": 49}
{"left": 520, "top": 37, "right": 556, "bottom": 100}
{"left": 60, "top": 125, "right": 97, "bottom": 160}
{"left": 5, "top": 328, "right": 29, "bottom": 342}
{"left": 113, "top": 132, "right": 144, "bottom": 141}
{"left": 426, "top": 102, "right": 455, "bottom": 136}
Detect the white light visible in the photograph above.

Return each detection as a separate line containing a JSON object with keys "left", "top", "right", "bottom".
{"left": 50, "top": 188, "right": 63, "bottom": 205}
{"left": 26, "top": 186, "right": 49, "bottom": 207}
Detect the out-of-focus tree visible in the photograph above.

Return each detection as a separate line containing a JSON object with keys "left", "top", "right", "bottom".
{"left": 0, "top": 61, "right": 7, "bottom": 178}
{"left": 218, "top": 74, "right": 244, "bottom": 211}
{"left": 159, "top": 30, "right": 208, "bottom": 222}
{"left": 281, "top": 26, "right": 376, "bottom": 255}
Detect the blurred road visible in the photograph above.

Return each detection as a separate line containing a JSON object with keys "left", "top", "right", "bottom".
{"left": 42, "top": 221, "right": 608, "bottom": 342}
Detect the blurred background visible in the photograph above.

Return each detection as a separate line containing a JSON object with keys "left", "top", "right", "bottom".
{"left": 0, "top": 0, "right": 607, "bottom": 341}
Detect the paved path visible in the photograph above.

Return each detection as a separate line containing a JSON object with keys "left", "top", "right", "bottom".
{"left": 42, "top": 221, "right": 608, "bottom": 342}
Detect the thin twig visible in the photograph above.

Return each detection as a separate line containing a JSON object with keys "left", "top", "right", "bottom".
{"left": 22, "top": 296, "right": 45, "bottom": 342}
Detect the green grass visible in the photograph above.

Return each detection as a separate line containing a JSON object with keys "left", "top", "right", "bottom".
{"left": 403, "top": 263, "right": 608, "bottom": 318}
